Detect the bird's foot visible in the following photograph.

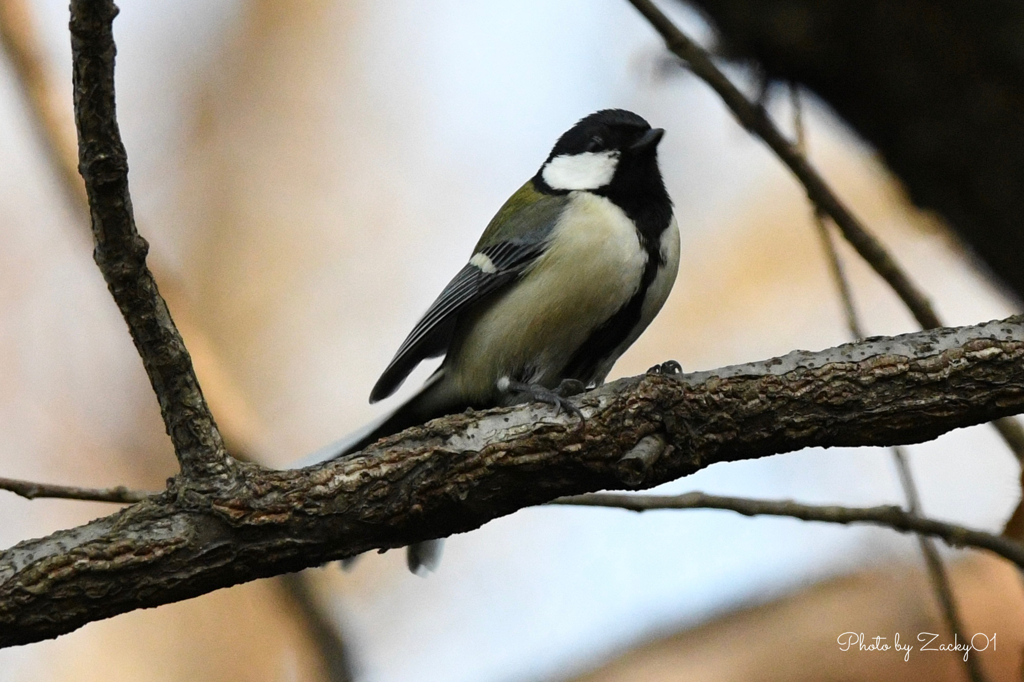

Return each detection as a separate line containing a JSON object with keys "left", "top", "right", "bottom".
{"left": 647, "top": 360, "right": 683, "bottom": 376}
{"left": 501, "top": 378, "right": 586, "bottom": 424}
{"left": 555, "top": 378, "right": 586, "bottom": 398}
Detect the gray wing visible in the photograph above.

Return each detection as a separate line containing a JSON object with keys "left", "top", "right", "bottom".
{"left": 369, "top": 234, "right": 553, "bottom": 403}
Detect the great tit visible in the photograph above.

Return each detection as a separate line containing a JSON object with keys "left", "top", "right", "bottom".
{"left": 311, "top": 109, "right": 679, "bottom": 572}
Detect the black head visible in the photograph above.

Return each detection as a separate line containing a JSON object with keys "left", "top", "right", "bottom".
{"left": 534, "top": 109, "right": 665, "bottom": 193}
{"left": 534, "top": 109, "right": 671, "bottom": 236}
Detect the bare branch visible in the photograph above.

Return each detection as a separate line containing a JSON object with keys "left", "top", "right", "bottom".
{"left": 0, "top": 474, "right": 355, "bottom": 677}
{"left": 2, "top": 317, "right": 1024, "bottom": 646}
{"left": 0, "top": 476, "right": 153, "bottom": 503}
{"left": 889, "top": 445, "right": 989, "bottom": 682}
{"left": 792, "top": 84, "right": 869, "bottom": 344}
{"left": 627, "top": 0, "right": 1024, "bottom": 465}
{"left": 628, "top": 0, "right": 939, "bottom": 328}
{"left": 686, "top": 1, "right": 1024, "bottom": 307}
{"left": 552, "top": 492, "right": 1024, "bottom": 569}
{"left": 68, "top": 0, "right": 230, "bottom": 481}
{"left": 0, "top": 2, "right": 353, "bottom": 669}
{"left": 794, "top": 85, "right": 987, "bottom": 682}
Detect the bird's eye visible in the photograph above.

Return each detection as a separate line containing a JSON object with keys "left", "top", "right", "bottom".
{"left": 586, "top": 135, "right": 605, "bottom": 152}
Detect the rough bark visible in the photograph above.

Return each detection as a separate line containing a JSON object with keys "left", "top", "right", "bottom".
{"left": 686, "top": 0, "right": 1024, "bottom": 303}
{"left": 2, "top": 317, "right": 1023, "bottom": 647}
{"left": 8, "top": 0, "right": 1020, "bottom": 655}
{"left": 70, "top": 0, "right": 231, "bottom": 482}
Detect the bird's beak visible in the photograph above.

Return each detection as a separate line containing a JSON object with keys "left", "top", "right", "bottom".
{"left": 630, "top": 127, "right": 664, "bottom": 151}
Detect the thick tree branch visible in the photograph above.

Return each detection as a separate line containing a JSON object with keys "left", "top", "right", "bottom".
{"left": 553, "top": 493, "right": 1024, "bottom": 569}
{"left": 69, "top": 0, "right": 230, "bottom": 481}
{"left": 628, "top": 0, "right": 1024, "bottom": 466}
{"left": 0, "top": 478, "right": 352, "bottom": 680}
{"left": 2, "top": 317, "right": 1024, "bottom": 647}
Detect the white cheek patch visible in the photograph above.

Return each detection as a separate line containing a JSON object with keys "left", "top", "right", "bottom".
{"left": 469, "top": 252, "right": 497, "bottom": 274}
{"left": 541, "top": 151, "right": 619, "bottom": 191}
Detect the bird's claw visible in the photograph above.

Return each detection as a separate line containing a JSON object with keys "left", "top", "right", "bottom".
{"left": 647, "top": 360, "right": 683, "bottom": 376}
{"left": 555, "top": 378, "right": 586, "bottom": 398}
{"left": 504, "top": 379, "right": 586, "bottom": 425}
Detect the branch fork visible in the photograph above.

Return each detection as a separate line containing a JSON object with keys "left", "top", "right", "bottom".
{"left": 3, "top": 0, "right": 1024, "bottom": 657}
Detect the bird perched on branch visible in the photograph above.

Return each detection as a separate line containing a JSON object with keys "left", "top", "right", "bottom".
{"left": 308, "top": 109, "right": 679, "bottom": 573}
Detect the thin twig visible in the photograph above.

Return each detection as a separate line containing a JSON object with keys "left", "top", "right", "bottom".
{"left": 0, "top": 476, "right": 153, "bottom": 503}
{"left": 553, "top": 492, "right": 1024, "bottom": 570}
{"left": 891, "top": 448, "right": 986, "bottom": 682}
{"left": 794, "top": 84, "right": 987, "bottom": 682}
{"left": 814, "top": 211, "right": 864, "bottom": 337}
{"left": 792, "top": 86, "right": 865, "bottom": 341}
{"left": 625, "top": 0, "right": 1024, "bottom": 466}
{"left": 628, "top": 0, "right": 938, "bottom": 327}
{"left": 69, "top": 0, "right": 230, "bottom": 481}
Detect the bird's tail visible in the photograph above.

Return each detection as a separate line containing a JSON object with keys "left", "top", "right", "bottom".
{"left": 291, "top": 370, "right": 459, "bottom": 574}
{"left": 294, "top": 369, "right": 456, "bottom": 467}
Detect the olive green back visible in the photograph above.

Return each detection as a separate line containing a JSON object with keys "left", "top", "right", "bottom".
{"left": 474, "top": 180, "right": 569, "bottom": 253}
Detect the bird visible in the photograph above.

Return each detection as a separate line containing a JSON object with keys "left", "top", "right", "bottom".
{"left": 309, "top": 109, "right": 679, "bottom": 573}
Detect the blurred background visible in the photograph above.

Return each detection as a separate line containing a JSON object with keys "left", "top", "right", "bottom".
{"left": 1, "top": 0, "right": 1022, "bottom": 680}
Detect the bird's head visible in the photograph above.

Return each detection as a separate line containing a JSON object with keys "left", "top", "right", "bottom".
{"left": 535, "top": 109, "right": 665, "bottom": 194}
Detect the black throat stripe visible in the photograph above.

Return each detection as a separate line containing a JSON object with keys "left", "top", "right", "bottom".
{"left": 561, "top": 215, "right": 670, "bottom": 385}
{"left": 537, "top": 146, "right": 674, "bottom": 385}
